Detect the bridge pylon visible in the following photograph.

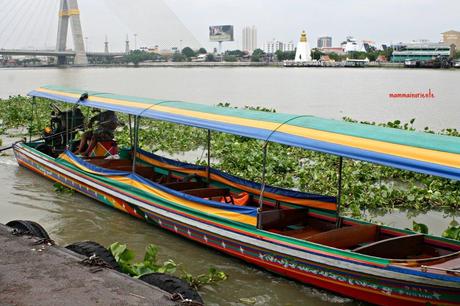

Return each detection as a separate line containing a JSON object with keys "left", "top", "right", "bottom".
{"left": 56, "top": 0, "right": 87, "bottom": 65}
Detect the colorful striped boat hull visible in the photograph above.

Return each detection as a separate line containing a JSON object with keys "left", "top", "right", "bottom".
{"left": 13, "top": 143, "right": 460, "bottom": 306}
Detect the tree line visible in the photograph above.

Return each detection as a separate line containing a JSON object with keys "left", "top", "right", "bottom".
{"left": 121, "top": 46, "right": 396, "bottom": 65}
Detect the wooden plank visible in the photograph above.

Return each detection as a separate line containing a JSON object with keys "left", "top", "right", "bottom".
{"left": 306, "top": 224, "right": 378, "bottom": 249}
{"left": 354, "top": 234, "right": 425, "bottom": 259}
{"left": 163, "top": 181, "right": 208, "bottom": 191}
{"left": 183, "top": 187, "right": 230, "bottom": 198}
{"left": 257, "top": 208, "right": 309, "bottom": 230}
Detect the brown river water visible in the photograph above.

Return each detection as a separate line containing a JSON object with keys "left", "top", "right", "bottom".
{"left": 0, "top": 67, "right": 459, "bottom": 305}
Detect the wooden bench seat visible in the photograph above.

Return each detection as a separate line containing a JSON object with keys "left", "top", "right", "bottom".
{"left": 353, "top": 234, "right": 424, "bottom": 259}
{"left": 183, "top": 187, "right": 232, "bottom": 202}
{"left": 87, "top": 159, "right": 132, "bottom": 167}
{"left": 163, "top": 181, "right": 208, "bottom": 191}
{"left": 257, "top": 208, "right": 309, "bottom": 230}
{"left": 306, "top": 224, "right": 379, "bottom": 249}
{"left": 86, "top": 159, "right": 162, "bottom": 181}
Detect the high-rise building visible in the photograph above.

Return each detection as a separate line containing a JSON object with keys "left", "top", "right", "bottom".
{"left": 284, "top": 41, "right": 295, "bottom": 52}
{"left": 317, "top": 36, "right": 332, "bottom": 48}
{"left": 242, "top": 26, "right": 257, "bottom": 53}
{"left": 264, "top": 40, "right": 284, "bottom": 54}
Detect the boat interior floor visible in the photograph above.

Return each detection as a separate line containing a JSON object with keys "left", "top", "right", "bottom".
{"left": 86, "top": 158, "right": 238, "bottom": 203}
{"left": 86, "top": 157, "right": 460, "bottom": 262}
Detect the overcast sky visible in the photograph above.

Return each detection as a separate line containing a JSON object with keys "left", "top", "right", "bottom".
{"left": 0, "top": 0, "right": 458, "bottom": 51}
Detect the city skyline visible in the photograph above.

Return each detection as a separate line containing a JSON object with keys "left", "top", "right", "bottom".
{"left": 0, "top": 0, "right": 458, "bottom": 52}
{"left": 167, "top": 0, "right": 459, "bottom": 50}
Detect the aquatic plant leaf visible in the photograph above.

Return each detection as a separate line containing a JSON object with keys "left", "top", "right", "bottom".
{"left": 144, "top": 244, "right": 159, "bottom": 263}
{"left": 110, "top": 242, "right": 135, "bottom": 263}
{"left": 442, "top": 222, "right": 460, "bottom": 241}
{"left": 412, "top": 221, "right": 429, "bottom": 234}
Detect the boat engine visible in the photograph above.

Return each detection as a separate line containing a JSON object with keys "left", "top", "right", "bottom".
{"left": 38, "top": 104, "right": 85, "bottom": 155}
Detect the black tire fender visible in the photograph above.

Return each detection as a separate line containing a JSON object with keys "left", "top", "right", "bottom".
{"left": 6, "top": 220, "right": 51, "bottom": 240}
{"left": 139, "top": 272, "right": 203, "bottom": 304}
{"left": 65, "top": 241, "right": 120, "bottom": 271}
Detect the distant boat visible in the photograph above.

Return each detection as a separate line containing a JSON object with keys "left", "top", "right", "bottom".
{"left": 344, "top": 58, "right": 369, "bottom": 67}
{"left": 404, "top": 59, "right": 419, "bottom": 68}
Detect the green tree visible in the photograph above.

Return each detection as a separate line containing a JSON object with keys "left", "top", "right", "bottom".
{"left": 367, "top": 51, "right": 378, "bottom": 62}
{"left": 455, "top": 51, "right": 460, "bottom": 59}
{"left": 348, "top": 51, "right": 368, "bottom": 60}
{"left": 124, "top": 50, "right": 151, "bottom": 66}
{"left": 274, "top": 50, "right": 295, "bottom": 61}
{"left": 381, "top": 48, "right": 393, "bottom": 61}
{"left": 311, "top": 49, "right": 323, "bottom": 60}
{"left": 251, "top": 48, "right": 265, "bottom": 62}
{"left": 275, "top": 50, "right": 284, "bottom": 61}
{"left": 172, "top": 53, "right": 187, "bottom": 62}
{"left": 223, "top": 55, "right": 237, "bottom": 62}
{"left": 226, "top": 50, "right": 244, "bottom": 58}
{"left": 181, "top": 47, "right": 196, "bottom": 58}
{"left": 205, "top": 54, "right": 215, "bottom": 62}
{"left": 198, "top": 48, "right": 207, "bottom": 54}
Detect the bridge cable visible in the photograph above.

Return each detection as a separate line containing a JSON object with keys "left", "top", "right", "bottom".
{"left": 2, "top": 0, "right": 41, "bottom": 48}
{"left": 13, "top": 0, "right": 44, "bottom": 49}
{"left": 0, "top": 0, "right": 24, "bottom": 43}
{"left": 27, "top": 0, "right": 49, "bottom": 49}
{"left": 8, "top": 0, "right": 43, "bottom": 48}
{"left": 43, "top": 0, "right": 60, "bottom": 49}
{"left": 0, "top": 0, "right": 21, "bottom": 32}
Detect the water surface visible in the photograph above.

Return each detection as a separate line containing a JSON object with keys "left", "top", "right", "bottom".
{"left": 1, "top": 67, "right": 459, "bottom": 305}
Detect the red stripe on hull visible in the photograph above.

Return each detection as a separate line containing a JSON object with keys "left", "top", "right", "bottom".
{"left": 13, "top": 146, "right": 460, "bottom": 306}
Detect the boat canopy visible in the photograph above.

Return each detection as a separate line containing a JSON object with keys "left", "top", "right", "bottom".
{"left": 29, "top": 85, "right": 460, "bottom": 181}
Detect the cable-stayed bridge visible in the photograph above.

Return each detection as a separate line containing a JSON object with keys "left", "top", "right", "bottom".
{"left": 0, "top": 0, "right": 201, "bottom": 66}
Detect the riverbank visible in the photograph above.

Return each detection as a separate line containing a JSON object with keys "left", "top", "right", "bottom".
{"left": 0, "top": 61, "right": 430, "bottom": 69}
{"left": 0, "top": 223, "right": 178, "bottom": 306}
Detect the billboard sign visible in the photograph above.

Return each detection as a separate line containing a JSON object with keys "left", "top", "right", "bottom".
{"left": 209, "top": 25, "right": 234, "bottom": 42}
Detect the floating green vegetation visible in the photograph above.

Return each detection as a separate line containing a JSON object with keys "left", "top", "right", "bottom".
{"left": 2, "top": 96, "right": 460, "bottom": 217}
{"left": 109, "top": 242, "right": 227, "bottom": 288}
{"left": 110, "top": 242, "right": 177, "bottom": 276}
{"left": 442, "top": 220, "right": 460, "bottom": 241}
{"left": 408, "top": 220, "right": 460, "bottom": 241}
{"left": 411, "top": 221, "right": 429, "bottom": 234}
{"left": 53, "top": 182, "right": 74, "bottom": 194}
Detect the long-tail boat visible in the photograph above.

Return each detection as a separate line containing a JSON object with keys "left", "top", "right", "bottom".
{"left": 13, "top": 85, "right": 460, "bottom": 305}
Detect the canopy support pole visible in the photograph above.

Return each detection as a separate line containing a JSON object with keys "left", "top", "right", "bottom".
{"left": 132, "top": 116, "right": 139, "bottom": 174}
{"left": 29, "top": 97, "right": 36, "bottom": 142}
{"left": 128, "top": 114, "right": 133, "bottom": 149}
{"left": 65, "top": 106, "right": 69, "bottom": 150}
{"left": 258, "top": 143, "right": 268, "bottom": 215}
{"left": 207, "top": 129, "right": 211, "bottom": 182}
{"left": 336, "top": 156, "right": 343, "bottom": 228}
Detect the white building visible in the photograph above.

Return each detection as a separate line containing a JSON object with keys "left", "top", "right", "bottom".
{"left": 294, "top": 31, "right": 311, "bottom": 62}
{"left": 242, "top": 26, "right": 257, "bottom": 54}
{"left": 264, "top": 40, "right": 284, "bottom": 54}
{"left": 341, "top": 36, "right": 366, "bottom": 53}
{"left": 284, "top": 41, "right": 295, "bottom": 52}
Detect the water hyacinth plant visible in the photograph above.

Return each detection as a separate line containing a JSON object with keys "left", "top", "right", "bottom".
{"left": 1, "top": 95, "right": 459, "bottom": 232}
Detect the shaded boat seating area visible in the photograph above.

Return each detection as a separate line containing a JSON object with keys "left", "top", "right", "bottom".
{"left": 18, "top": 85, "right": 460, "bottom": 305}
{"left": 55, "top": 148, "right": 460, "bottom": 264}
